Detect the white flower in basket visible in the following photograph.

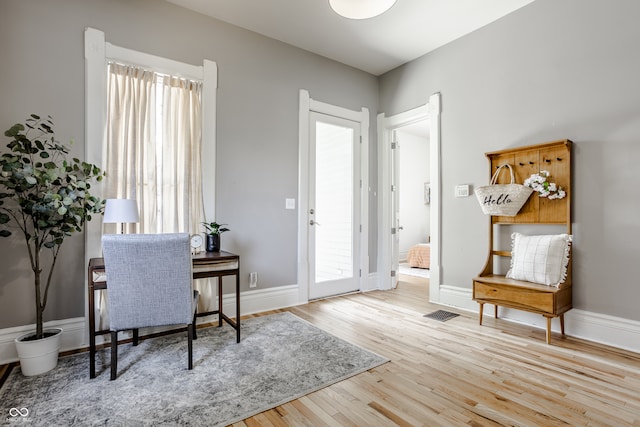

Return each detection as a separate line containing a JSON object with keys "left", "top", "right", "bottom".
{"left": 524, "top": 170, "right": 566, "bottom": 200}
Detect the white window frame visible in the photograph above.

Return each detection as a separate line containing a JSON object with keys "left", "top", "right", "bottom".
{"left": 83, "top": 27, "right": 217, "bottom": 343}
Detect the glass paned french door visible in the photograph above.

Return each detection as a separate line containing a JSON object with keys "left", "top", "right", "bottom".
{"left": 308, "top": 112, "right": 361, "bottom": 299}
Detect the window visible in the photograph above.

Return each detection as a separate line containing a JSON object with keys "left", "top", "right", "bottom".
{"left": 84, "top": 27, "right": 217, "bottom": 253}
{"left": 85, "top": 28, "right": 219, "bottom": 328}
{"left": 104, "top": 61, "right": 204, "bottom": 235}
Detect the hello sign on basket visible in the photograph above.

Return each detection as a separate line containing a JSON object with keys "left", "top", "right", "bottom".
{"left": 475, "top": 164, "right": 533, "bottom": 216}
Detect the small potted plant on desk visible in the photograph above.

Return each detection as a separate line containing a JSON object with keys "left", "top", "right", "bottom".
{"left": 202, "top": 221, "right": 229, "bottom": 252}
{"left": 0, "top": 114, "right": 105, "bottom": 376}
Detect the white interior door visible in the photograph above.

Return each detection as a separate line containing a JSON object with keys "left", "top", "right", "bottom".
{"left": 309, "top": 112, "right": 361, "bottom": 299}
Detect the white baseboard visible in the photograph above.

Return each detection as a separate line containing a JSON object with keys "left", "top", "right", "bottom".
{"left": 437, "top": 285, "right": 474, "bottom": 310}
{"left": 563, "top": 309, "right": 640, "bottom": 354}
{"left": 4, "top": 284, "right": 638, "bottom": 364}
{"left": 220, "top": 284, "right": 300, "bottom": 318}
{"left": 438, "top": 284, "right": 640, "bottom": 354}
{"left": 362, "top": 272, "right": 379, "bottom": 292}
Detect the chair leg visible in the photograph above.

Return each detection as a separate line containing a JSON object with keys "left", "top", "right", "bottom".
{"left": 132, "top": 328, "right": 139, "bottom": 346}
{"left": 188, "top": 323, "right": 194, "bottom": 370}
{"left": 192, "top": 311, "right": 198, "bottom": 340}
{"left": 110, "top": 331, "right": 118, "bottom": 380}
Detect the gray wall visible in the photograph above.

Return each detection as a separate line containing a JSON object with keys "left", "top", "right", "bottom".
{"left": 379, "top": 0, "right": 640, "bottom": 321}
{"left": 3, "top": 0, "right": 638, "bottom": 330}
{"left": 0, "top": 0, "right": 379, "bottom": 328}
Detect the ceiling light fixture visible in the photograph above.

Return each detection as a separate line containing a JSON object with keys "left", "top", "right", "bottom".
{"left": 329, "top": 0, "right": 398, "bottom": 20}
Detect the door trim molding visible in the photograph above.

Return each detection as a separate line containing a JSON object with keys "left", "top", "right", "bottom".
{"left": 297, "top": 89, "right": 369, "bottom": 304}
{"left": 378, "top": 93, "right": 441, "bottom": 301}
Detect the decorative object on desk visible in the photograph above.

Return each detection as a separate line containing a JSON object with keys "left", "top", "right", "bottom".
{"left": 102, "top": 198, "right": 139, "bottom": 233}
{"left": 0, "top": 114, "right": 105, "bottom": 376}
{"left": 0, "top": 312, "right": 388, "bottom": 426}
{"left": 202, "top": 221, "right": 229, "bottom": 252}
{"left": 524, "top": 170, "right": 567, "bottom": 200}
{"left": 475, "top": 164, "right": 532, "bottom": 216}
{"left": 190, "top": 233, "right": 203, "bottom": 253}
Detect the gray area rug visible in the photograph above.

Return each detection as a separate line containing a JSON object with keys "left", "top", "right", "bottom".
{"left": 0, "top": 312, "right": 388, "bottom": 426}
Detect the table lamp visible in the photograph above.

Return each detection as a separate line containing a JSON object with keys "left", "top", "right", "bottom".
{"left": 103, "top": 198, "right": 139, "bottom": 234}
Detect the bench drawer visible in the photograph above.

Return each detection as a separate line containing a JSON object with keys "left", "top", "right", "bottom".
{"left": 473, "top": 281, "right": 555, "bottom": 314}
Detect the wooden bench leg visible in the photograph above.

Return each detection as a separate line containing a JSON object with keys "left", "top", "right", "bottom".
{"left": 545, "top": 317, "right": 552, "bottom": 344}
{"left": 478, "top": 303, "right": 484, "bottom": 325}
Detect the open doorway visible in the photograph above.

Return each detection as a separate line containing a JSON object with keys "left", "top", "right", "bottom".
{"left": 377, "top": 92, "right": 441, "bottom": 303}
{"left": 395, "top": 121, "right": 431, "bottom": 296}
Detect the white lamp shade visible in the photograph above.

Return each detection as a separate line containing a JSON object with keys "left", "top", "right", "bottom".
{"left": 329, "top": 0, "right": 397, "bottom": 19}
{"left": 103, "top": 199, "right": 140, "bottom": 224}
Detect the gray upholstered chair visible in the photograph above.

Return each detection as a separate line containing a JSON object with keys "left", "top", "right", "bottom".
{"left": 102, "top": 233, "right": 199, "bottom": 380}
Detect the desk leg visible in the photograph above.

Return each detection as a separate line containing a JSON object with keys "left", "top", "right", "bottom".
{"left": 218, "top": 277, "right": 223, "bottom": 327}
{"left": 89, "top": 285, "right": 96, "bottom": 379}
{"left": 236, "top": 271, "right": 240, "bottom": 343}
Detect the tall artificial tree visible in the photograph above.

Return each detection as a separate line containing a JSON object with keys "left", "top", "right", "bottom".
{"left": 0, "top": 115, "right": 104, "bottom": 339}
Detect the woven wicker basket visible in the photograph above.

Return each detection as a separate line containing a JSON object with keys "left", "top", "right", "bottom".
{"left": 476, "top": 164, "right": 533, "bottom": 216}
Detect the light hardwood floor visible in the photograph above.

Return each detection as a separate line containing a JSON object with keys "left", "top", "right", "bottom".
{"left": 237, "top": 275, "right": 640, "bottom": 426}
{"left": 2, "top": 275, "right": 639, "bottom": 426}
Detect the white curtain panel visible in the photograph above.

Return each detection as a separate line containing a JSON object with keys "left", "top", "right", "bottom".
{"left": 105, "top": 62, "right": 156, "bottom": 234}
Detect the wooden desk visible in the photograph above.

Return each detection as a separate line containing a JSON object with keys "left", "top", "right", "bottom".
{"left": 88, "top": 251, "right": 240, "bottom": 378}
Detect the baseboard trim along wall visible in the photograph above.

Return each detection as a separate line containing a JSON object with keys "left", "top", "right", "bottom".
{"left": 2, "top": 283, "right": 639, "bottom": 364}
{"left": 439, "top": 284, "right": 640, "bottom": 354}
{"left": 363, "top": 272, "right": 379, "bottom": 292}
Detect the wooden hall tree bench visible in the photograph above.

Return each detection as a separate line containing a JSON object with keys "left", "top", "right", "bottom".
{"left": 472, "top": 140, "right": 572, "bottom": 344}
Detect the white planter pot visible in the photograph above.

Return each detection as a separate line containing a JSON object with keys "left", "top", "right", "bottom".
{"left": 14, "top": 328, "right": 63, "bottom": 376}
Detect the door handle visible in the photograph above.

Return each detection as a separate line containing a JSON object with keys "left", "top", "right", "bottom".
{"left": 309, "top": 220, "right": 321, "bottom": 226}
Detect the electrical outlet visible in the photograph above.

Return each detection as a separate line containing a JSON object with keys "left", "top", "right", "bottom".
{"left": 249, "top": 272, "right": 258, "bottom": 288}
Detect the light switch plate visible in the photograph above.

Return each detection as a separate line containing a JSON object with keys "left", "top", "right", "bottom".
{"left": 285, "top": 198, "right": 296, "bottom": 209}
{"left": 455, "top": 185, "right": 470, "bottom": 198}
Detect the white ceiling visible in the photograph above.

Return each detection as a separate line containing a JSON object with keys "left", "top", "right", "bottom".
{"left": 166, "top": 0, "right": 535, "bottom": 76}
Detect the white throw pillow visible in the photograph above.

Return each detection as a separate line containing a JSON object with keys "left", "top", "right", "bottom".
{"left": 506, "top": 233, "right": 572, "bottom": 286}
